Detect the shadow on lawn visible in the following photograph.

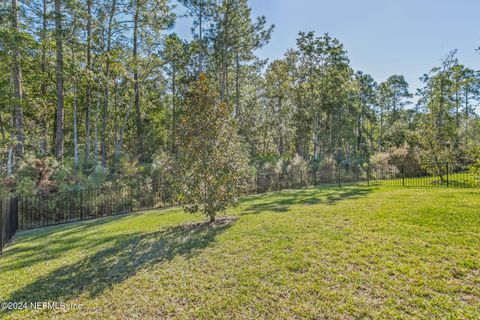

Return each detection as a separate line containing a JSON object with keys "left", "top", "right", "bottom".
{"left": 17, "top": 209, "right": 150, "bottom": 243}
{"left": 5, "top": 208, "right": 180, "bottom": 272}
{"left": 2, "top": 218, "right": 234, "bottom": 314}
{"left": 3, "top": 213, "right": 138, "bottom": 272}
{"left": 240, "top": 186, "right": 372, "bottom": 215}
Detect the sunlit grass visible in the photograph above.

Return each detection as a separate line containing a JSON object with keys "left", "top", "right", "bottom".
{"left": 0, "top": 186, "right": 479, "bottom": 319}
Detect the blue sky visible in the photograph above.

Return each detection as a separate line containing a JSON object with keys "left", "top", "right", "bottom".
{"left": 173, "top": 0, "right": 480, "bottom": 98}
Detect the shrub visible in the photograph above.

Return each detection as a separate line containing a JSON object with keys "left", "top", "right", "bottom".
{"left": 286, "top": 154, "right": 309, "bottom": 187}
{"left": 370, "top": 144, "right": 421, "bottom": 176}
{"left": 317, "top": 156, "right": 337, "bottom": 183}
{"left": 15, "top": 153, "right": 60, "bottom": 195}
{"left": 257, "top": 159, "right": 284, "bottom": 192}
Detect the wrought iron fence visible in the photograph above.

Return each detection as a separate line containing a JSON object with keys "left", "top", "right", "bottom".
{"left": 255, "top": 162, "right": 479, "bottom": 193}
{"left": 17, "top": 184, "right": 180, "bottom": 231}
{"left": 1, "top": 161, "right": 478, "bottom": 254}
{"left": 0, "top": 183, "right": 179, "bottom": 254}
{"left": 1, "top": 198, "right": 18, "bottom": 255}
{"left": 367, "top": 162, "right": 479, "bottom": 188}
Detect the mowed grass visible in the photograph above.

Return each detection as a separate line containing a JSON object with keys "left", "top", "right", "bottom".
{"left": 0, "top": 186, "right": 479, "bottom": 319}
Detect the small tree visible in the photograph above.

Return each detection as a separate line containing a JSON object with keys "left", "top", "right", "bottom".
{"left": 177, "top": 74, "right": 250, "bottom": 222}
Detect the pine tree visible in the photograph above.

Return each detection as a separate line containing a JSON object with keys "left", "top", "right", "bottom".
{"left": 54, "top": 0, "right": 64, "bottom": 160}
{"left": 417, "top": 52, "right": 458, "bottom": 176}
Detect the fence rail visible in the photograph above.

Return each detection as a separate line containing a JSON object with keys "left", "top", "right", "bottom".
{"left": 17, "top": 184, "right": 178, "bottom": 231}
{"left": 255, "top": 162, "right": 479, "bottom": 192}
{"left": 0, "top": 183, "right": 179, "bottom": 254}
{"left": 1, "top": 161, "right": 479, "bottom": 254}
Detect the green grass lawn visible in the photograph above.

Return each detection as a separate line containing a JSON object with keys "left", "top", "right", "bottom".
{"left": 0, "top": 186, "right": 479, "bottom": 319}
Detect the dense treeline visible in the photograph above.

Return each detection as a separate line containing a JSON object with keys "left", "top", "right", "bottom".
{"left": 0, "top": 0, "right": 479, "bottom": 196}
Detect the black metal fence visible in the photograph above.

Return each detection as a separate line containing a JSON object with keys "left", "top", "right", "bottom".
{"left": 17, "top": 184, "right": 179, "bottom": 231}
{"left": 1, "top": 161, "right": 479, "bottom": 254}
{"left": 255, "top": 162, "right": 479, "bottom": 193}
{"left": 0, "top": 183, "right": 178, "bottom": 254}
{"left": 1, "top": 198, "right": 18, "bottom": 255}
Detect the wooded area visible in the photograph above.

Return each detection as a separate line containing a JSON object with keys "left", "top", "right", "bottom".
{"left": 0, "top": 0, "right": 479, "bottom": 198}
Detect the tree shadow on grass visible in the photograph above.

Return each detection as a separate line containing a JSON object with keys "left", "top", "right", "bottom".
{"left": 16, "top": 208, "right": 159, "bottom": 244}
{"left": 3, "top": 208, "right": 180, "bottom": 272}
{"left": 2, "top": 218, "right": 235, "bottom": 316}
{"left": 1, "top": 217, "right": 136, "bottom": 273}
{"left": 240, "top": 186, "right": 372, "bottom": 215}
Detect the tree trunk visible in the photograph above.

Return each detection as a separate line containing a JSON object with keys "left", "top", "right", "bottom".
{"left": 133, "top": 1, "right": 144, "bottom": 163}
{"left": 41, "top": 0, "right": 47, "bottom": 97}
{"left": 455, "top": 90, "right": 460, "bottom": 128}
{"left": 277, "top": 96, "right": 284, "bottom": 155}
{"left": 72, "top": 47, "right": 79, "bottom": 174}
{"left": 464, "top": 87, "right": 469, "bottom": 138}
{"left": 235, "top": 52, "right": 240, "bottom": 118}
{"left": 219, "top": 6, "right": 231, "bottom": 102}
{"left": 73, "top": 84, "right": 79, "bottom": 174}
{"left": 115, "top": 98, "right": 134, "bottom": 158}
{"left": 12, "top": 0, "right": 25, "bottom": 159}
{"left": 357, "top": 106, "right": 365, "bottom": 154}
{"left": 113, "top": 82, "right": 119, "bottom": 158}
{"left": 54, "top": 0, "right": 64, "bottom": 160}
{"left": 7, "top": 147, "right": 13, "bottom": 176}
{"left": 85, "top": 0, "right": 92, "bottom": 165}
{"left": 379, "top": 107, "right": 384, "bottom": 151}
{"left": 198, "top": 0, "right": 204, "bottom": 73}
{"left": 40, "top": 0, "right": 48, "bottom": 154}
{"left": 102, "top": 0, "right": 117, "bottom": 168}
{"left": 220, "top": 47, "right": 227, "bottom": 101}
{"left": 171, "top": 68, "right": 176, "bottom": 154}
{"left": 94, "top": 95, "right": 99, "bottom": 165}
{"left": 0, "top": 112, "right": 6, "bottom": 142}
{"left": 369, "top": 119, "right": 374, "bottom": 153}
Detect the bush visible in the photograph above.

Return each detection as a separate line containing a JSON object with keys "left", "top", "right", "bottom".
{"left": 317, "top": 156, "right": 337, "bottom": 183}
{"left": 286, "top": 154, "right": 309, "bottom": 187}
{"left": 15, "top": 153, "right": 60, "bottom": 195}
{"left": 256, "top": 159, "right": 284, "bottom": 192}
{"left": 370, "top": 152, "right": 400, "bottom": 180}
{"left": 339, "top": 159, "right": 366, "bottom": 183}
{"left": 469, "top": 157, "right": 480, "bottom": 184}
{"left": 16, "top": 176, "right": 38, "bottom": 196}
{"left": 370, "top": 144, "right": 421, "bottom": 173}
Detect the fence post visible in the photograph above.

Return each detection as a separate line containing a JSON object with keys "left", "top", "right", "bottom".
{"left": 446, "top": 163, "right": 449, "bottom": 188}
{"left": 10, "top": 198, "right": 15, "bottom": 241}
{"left": 131, "top": 187, "right": 134, "bottom": 212}
{"left": 80, "top": 189, "right": 83, "bottom": 221}
{"left": 367, "top": 166, "right": 370, "bottom": 187}
{"left": 1, "top": 200, "right": 3, "bottom": 255}
{"left": 280, "top": 172, "right": 283, "bottom": 191}
{"left": 338, "top": 166, "right": 341, "bottom": 187}
{"left": 402, "top": 165, "right": 405, "bottom": 187}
